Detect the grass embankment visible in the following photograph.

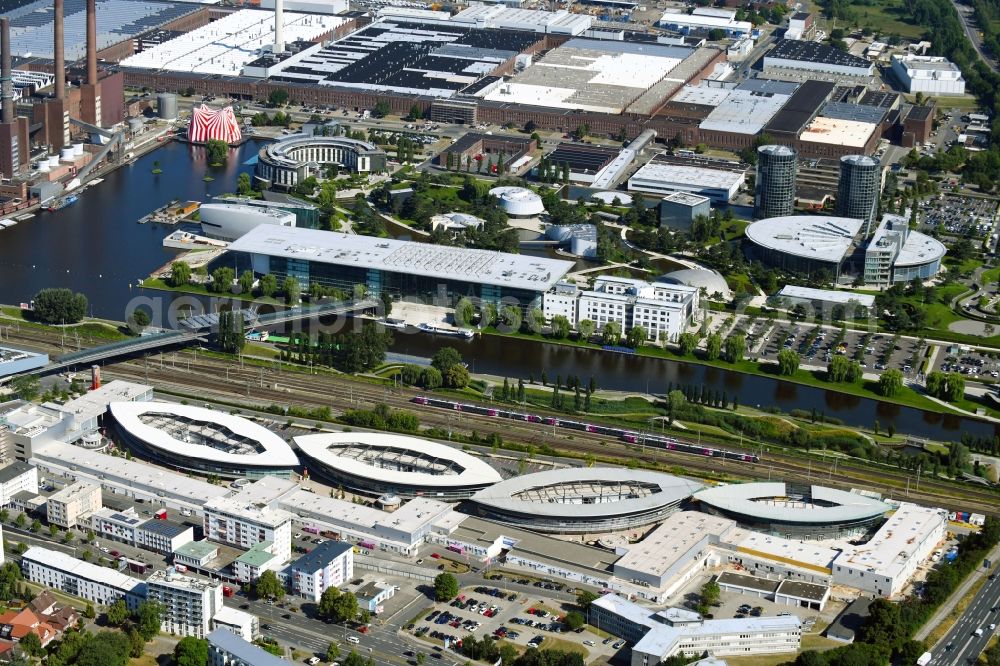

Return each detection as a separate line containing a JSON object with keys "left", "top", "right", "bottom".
{"left": 0, "top": 306, "right": 130, "bottom": 342}
{"left": 142, "top": 279, "right": 286, "bottom": 307}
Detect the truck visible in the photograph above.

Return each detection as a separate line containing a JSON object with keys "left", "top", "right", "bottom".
{"left": 154, "top": 508, "right": 167, "bottom": 520}
{"left": 222, "top": 586, "right": 235, "bottom": 598}
{"left": 916, "top": 652, "right": 932, "bottom": 666}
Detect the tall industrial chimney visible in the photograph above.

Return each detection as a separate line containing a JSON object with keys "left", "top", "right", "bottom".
{"left": 274, "top": 0, "right": 284, "bottom": 54}
{"left": 54, "top": 0, "right": 65, "bottom": 100}
{"left": 86, "top": 0, "right": 97, "bottom": 85}
{"left": 1, "top": 17, "right": 13, "bottom": 125}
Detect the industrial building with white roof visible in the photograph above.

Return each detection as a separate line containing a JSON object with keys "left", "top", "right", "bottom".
{"left": 294, "top": 432, "right": 502, "bottom": 500}
{"left": 120, "top": 10, "right": 346, "bottom": 75}
{"left": 108, "top": 402, "right": 299, "bottom": 480}
{"left": 228, "top": 225, "right": 573, "bottom": 311}
{"left": 628, "top": 162, "right": 745, "bottom": 202}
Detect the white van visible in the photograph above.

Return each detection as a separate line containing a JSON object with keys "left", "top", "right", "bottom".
{"left": 347, "top": 636, "right": 360, "bottom": 644}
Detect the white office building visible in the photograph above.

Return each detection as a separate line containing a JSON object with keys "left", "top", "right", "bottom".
{"left": 0, "top": 462, "right": 39, "bottom": 506}
{"left": 891, "top": 55, "right": 966, "bottom": 95}
{"left": 589, "top": 594, "right": 801, "bottom": 665}
{"left": 137, "top": 520, "right": 196, "bottom": 554}
{"left": 211, "top": 607, "right": 259, "bottom": 642}
{"left": 233, "top": 541, "right": 285, "bottom": 584}
{"left": 147, "top": 569, "right": 224, "bottom": 638}
{"left": 287, "top": 540, "right": 354, "bottom": 602}
{"left": 47, "top": 480, "right": 102, "bottom": 529}
{"left": 21, "top": 546, "right": 146, "bottom": 609}
{"left": 203, "top": 485, "right": 295, "bottom": 562}
{"left": 199, "top": 203, "right": 297, "bottom": 242}
{"left": 209, "top": 628, "right": 287, "bottom": 666}
{"left": 832, "top": 503, "right": 946, "bottom": 597}
{"left": 561, "top": 276, "right": 700, "bottom": 343}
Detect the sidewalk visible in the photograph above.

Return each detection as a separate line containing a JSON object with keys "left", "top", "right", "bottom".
{"left": 914, "top": 542, "right": 1000, "bottom": 643}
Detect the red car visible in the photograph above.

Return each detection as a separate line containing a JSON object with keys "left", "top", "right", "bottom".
{"left": 431, "top": 553, "right": 441, "bottom": 559}
{"left": 358, "top": 626, "right": 369, "bottom": 634}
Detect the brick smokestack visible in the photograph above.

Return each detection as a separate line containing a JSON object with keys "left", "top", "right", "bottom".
{"left": 274, "top": 0, "right": 284, "bottom": 54}
{"left": 54, "top": 0, "right": 65, "bottom": 100}
{"left": 86, "top": 0, "right": 97, "bottom": 85}
{"left": 1, "top": 17, "right": 13, "bottom": 125}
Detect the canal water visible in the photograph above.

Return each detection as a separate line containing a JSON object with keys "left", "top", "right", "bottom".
{"left": 2, "top": 138, "right": 997, "bottom": 442}
{"left": 0, "top": 139, "right": 262, "bottom": 318}
{"left": 387, "top": 332, "right": 1000, "bottom": 442}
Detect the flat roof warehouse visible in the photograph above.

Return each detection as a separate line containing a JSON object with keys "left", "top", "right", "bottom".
{"left": 228, "top": 226, "right": 573, "bottom": 292}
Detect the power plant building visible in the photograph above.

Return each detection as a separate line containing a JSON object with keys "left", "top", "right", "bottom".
{"left": 754, "top": 145, "right": 797, "bottom": 219}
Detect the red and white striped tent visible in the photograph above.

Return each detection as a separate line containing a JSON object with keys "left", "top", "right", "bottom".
{"left": 189, "top": 105, "right": 242, "bottom": 144}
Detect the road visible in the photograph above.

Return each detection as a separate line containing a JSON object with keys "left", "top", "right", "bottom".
{"left": 929, "top": 560, "right": 1000, "bottom": 666}
{"left": 953, "top": 0, "right": 999, "bottom": 71}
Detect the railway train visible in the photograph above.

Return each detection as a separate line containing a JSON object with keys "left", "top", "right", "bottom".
{"left": 412, "top": 396, "right": 760, "bottom": 463}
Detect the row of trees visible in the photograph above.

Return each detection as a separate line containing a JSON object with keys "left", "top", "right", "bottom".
{"left": 924, "top": 371, "right": 966, "bottom": 402}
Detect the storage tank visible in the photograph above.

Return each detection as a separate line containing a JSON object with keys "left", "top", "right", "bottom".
{"left": 36, "top": 160, "right": 50, "bottom": 173}
{"left": 128, "top": 117, "right": 144, "bottom": 134}
{"left": 157, "top": 92, "right": 178, "bottom": 121}
{"left": 59, "top": 147, "right": 74, "bottom": 161}
{"left": 72, "top": 143, "right": 84, "bottom": 156}
{"left": 47, "top": 156, "right": 60, "bottom": 168}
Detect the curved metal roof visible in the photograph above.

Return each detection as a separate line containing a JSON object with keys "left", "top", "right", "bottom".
{"left": 294, "top": 433, "right": 502, "bottom": 489}
{"left": 470, "top": 467, "right": 703, "bottom": 519}
{"left": 109, "top": 402, "right": 299, "bottom": 468}
{"left": 745, "top": 215, "right": 862, "bottom": 263}
{"left": 694, "top": 482, "right": 889, "bottom": 525}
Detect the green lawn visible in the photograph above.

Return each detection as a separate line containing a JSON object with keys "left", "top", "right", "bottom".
{"left": 824, "top": 0, "right": 925, "bottom": 38}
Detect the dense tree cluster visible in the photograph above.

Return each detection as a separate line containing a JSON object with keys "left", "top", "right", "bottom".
{"left": 924, "top": 371, "right": 966, "bottom": 402}
{"left": 277, "top": 323, "right": 392, "bottom": 373}
{"left": 32, "top": 288, "right": 88, "bottom": 324}
{"left": 341, "top": 403, "right": 420, "bottom": 433}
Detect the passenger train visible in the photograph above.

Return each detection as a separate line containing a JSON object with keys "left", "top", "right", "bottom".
{"left": 412, "top": 396, "right": 760, "bottom": 463}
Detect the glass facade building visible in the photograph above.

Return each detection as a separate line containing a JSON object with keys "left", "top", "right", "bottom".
{"left": 836, "top": 155, "right": 881, "bottom": 234}
{"left": 754, "top": 145, "right": 797, "bottom": 219}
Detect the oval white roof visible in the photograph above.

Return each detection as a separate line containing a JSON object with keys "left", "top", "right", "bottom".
{"left": 471, "top": 467, "right": 703, "bottom": 519}
{"left": 109, "top": 402, "right": 299, "bottom": 468}
{"left": 694, "top": 482, "right": 889, "bottom": 524}
{"left": 294, "top": 432, "right": 502, "bottom": 489}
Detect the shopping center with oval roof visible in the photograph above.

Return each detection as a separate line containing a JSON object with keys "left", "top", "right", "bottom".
{"left": 467, "top": 467, "right": 704, "bottom": 534}
{"left": 694, "top": 482, "right": 891, "bottom": 539}
{"left": 294, "top": 432, "right": 503, "bottom": 500}
{"left": 107, "top": 402, "right": 299, "bottom": 480}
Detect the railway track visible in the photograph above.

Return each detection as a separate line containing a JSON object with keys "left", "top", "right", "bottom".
{"left": 3, "top": 326, "right": 994, "bottom": 512}
{"left": 101, "top": 350, "right": 1000, "bottom": 514}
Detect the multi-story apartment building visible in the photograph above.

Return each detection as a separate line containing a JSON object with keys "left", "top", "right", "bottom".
{"left": 21, "top": 547, "right": 146, "bottom": 609}
{"left": 146, "top": 569, "right": 223, "bottom": 638}
{"left": 287, "top": 541, "right": 354, "bottom": 602}
{"left": 47, "top": 481, "right": 102, "bottom": 529}
{"left": 203, "top": 491, "right": 294, "bottom": 562}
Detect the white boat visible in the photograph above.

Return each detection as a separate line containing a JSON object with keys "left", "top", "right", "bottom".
{"left": 0, "top": 219, "right": 18, "bottom": 228}
{"left": 14, "top": 213, "right": 35, "bottom": 222}
{"left": 418, "top": 322, "right": 474, "bottom": 339}
{"left": 382, "top": 318, "right": 408, "bottom": 330}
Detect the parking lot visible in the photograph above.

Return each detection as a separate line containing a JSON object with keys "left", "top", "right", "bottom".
{"left": 920, "top": 194, "right": 998, "bottom": 240}
{"left": 405, "top": 584, "right": 618, "bottom": 662}
{"left": 930, "top": 346, "right": 1000, "bottom": 379}
{"left": 710, "top": 314, "right": 928, "bottom": 379}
